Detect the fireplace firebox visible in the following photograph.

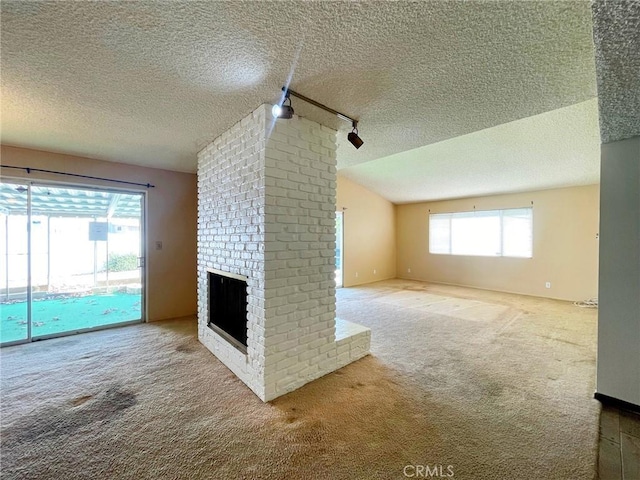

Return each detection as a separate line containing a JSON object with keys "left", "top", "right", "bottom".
{"left": 208, "top": 270, "right": 248, "bottom": 352}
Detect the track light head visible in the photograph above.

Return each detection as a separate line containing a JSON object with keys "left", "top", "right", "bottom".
{"left": 272, "top": 91, "right": 294, "bottom": 119}
{"left": 347, "top": 127, "right": 364, "bottom": 149}
{"left": 272, "top": 103, "right": 294, "bottom": 119}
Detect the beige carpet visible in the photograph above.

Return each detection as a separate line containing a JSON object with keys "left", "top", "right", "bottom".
{"left": 1, "top": 280, "right": 599, "bottom": 479}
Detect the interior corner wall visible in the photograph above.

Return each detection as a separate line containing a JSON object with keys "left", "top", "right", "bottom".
{"left": 396, "top": 185, "right": 600, "bottom": 301}
{"left": 596, "top": 136, "right": 640, "bottom": 406}
{"left": 0, "top": 145, "right": 198, "bottom": 321}
{"left": 336, "top": 175, "right": 396, "bottom": 287}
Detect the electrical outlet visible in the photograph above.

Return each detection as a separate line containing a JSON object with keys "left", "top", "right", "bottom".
{"left": 155, "top": 241, "right": 163, "bottom": 250}
{"left": 373, "top": 269, "right": 377, "bottom": 274}
{"left": 545, "top": 282, "right": 551, "bottom": 289}
{"left": 355, "top": 272, "right": 358, "bottom": 278}
{"left": 408, "top": 268, "right": 411, "bottom": 273}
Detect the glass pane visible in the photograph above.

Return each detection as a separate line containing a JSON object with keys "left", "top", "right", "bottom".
{"left": 335, "top": 212, "right": 343, "bottom": 288}
{"left": 503, "top": 208, "right": 533, "bottom": 258}
{"left": 0, "top": 182, "right": 30, "bottom": 344}
{"left": 30, "top": 185, "right": 142, "bottom": 338}
{"left": 429, "top": 214, "right": 451, "bottom": 254}
{"left": 451, "top": 212, "right": 501, "bottom": 256}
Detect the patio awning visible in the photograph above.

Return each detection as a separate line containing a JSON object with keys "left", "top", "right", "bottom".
{"left": 0, "top": 182, "right": 141, "bottom": 218}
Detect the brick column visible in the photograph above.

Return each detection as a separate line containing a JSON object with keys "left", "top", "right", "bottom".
{"left": 197, "top": 104, "right": 369, "bottom": 401}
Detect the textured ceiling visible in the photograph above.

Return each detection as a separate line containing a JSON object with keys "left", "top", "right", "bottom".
{"left": 1, "top": 1, "right": 598, "bottom": 201}
{"left": 340, "top": 99, "right": 600, "bottom": 204}
{"left": 591, "top": 0, "right": 640, "bottom": 143}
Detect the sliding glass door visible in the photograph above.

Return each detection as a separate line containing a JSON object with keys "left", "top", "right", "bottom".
{"left": 0, "top": 181, "right": 145, "bottom": 345}
{"left": 0, "top": 182, "right": 30, "bottom": 343}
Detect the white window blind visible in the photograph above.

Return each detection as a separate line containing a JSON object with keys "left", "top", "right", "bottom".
{"left": 501, "top": 208, "right": 533, "bottom": 257}
{"left": 428, "top": 215, "right": 450, "bottom": 254}
{"left": 429, "top": 207, "right": 532, "bottom": 258}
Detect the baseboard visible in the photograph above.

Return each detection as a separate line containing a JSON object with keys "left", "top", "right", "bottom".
{"left": 594, "top": 392, "right": 640, "bottom": 414}
{"left": 343, "top": 275, "right": 396, "bottom": 288}
{"left": 396, "top": 276, "right": 586, "bottom": 303}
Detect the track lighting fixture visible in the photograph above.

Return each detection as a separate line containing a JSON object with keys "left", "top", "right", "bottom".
{"left": 274, "top": 86, "right": 364, "bottom": 149}
{"left": 347, "top": 124, "right": 364, "bottom": 149}
{"left": 271, "top": 90, "right": 294, "bottom": 119}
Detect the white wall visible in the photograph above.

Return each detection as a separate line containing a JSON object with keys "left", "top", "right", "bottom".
{"left": 596, "top": 135, "right": 640, "bottom": 406}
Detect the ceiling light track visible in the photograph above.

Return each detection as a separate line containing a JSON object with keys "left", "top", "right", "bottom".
{"left": 273, "top": 86, "right": 364, "bottom": 149}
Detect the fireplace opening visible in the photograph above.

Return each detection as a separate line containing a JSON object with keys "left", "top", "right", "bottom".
{"left": 208, "top": 270, "right": 248, "bottom": 352}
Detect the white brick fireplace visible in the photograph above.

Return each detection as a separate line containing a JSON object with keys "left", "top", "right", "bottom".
{"left": 197, "top": 104, "right": 370, "bottom": 402}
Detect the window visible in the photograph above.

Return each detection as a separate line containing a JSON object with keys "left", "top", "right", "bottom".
{"left": 429, "top": 208, "right": 532, "bottom": 258}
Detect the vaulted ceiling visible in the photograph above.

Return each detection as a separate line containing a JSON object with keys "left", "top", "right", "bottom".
{"left": 1, "top": 1, "right": 599, "bottom": 202}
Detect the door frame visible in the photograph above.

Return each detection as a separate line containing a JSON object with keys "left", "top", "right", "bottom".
{"left": 0, "top": 177, "right": 148, "bottom": 346}
{"left": 336, "top": 210, "right": 344, "bottom": 288}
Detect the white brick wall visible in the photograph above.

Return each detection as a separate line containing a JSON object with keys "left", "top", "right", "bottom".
{"left": 198, "top": 105, "right": 268, "bottom": 398}
{"left": 198, "top": 104, "right": 370, "bottom": 402}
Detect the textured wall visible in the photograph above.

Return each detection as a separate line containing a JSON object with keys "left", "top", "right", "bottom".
{"left": 197, "top": 107, "right": 268, "bottom": 395}
{"left": 396, "top": 185, "right": 600, "bottom": 302}
{"left": 197, "top": 106, "right": 369, "bottom": 401}
{"left": 261, "top": 115, "right": 340, "bottom": 400}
